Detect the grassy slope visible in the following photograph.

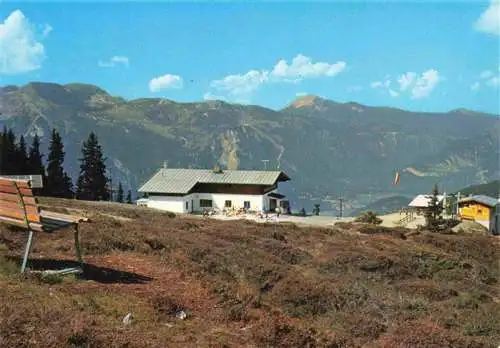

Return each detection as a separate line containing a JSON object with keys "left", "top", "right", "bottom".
{"left": 456, "top": 180, "right": 500, "bottom": 198}
{"left": 0, "top": 198, "right": 499, "bottom": 347}
{"left": 350, "top": 195, "right": 412, "bottom": 217}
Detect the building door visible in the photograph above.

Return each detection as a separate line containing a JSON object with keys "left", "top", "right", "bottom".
{"left": 269, "top": 199, "right": 277, "bottom": 212}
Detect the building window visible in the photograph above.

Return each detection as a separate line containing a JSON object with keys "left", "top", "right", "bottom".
{"left": 225, "top": 200, "right": 232, "bottom": 208}
{"left": 186, "top": 201, "right": 189, "bottom": 210}
{"left": 244, "top": 201, "right": 250, "bottom": 209}
{"left": 200, "top": 199, "right": 212, "bottom": 208}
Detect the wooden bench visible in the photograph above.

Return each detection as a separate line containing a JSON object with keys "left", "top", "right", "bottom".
{"left": 0, "top": 178, "right": 89, "bottom": 274}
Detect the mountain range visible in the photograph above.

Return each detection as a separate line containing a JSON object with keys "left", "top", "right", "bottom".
{"left": 1, "top": 82, "right": 499, "bottom": 214}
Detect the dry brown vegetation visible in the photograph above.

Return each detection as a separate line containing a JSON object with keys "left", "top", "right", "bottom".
{"left": 0, "top": 197, "right": 499, "bottom": 347}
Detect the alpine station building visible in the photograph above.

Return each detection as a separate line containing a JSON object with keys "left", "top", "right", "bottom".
{"left": 137, "top": 167, "right": 291, "bottom": 214}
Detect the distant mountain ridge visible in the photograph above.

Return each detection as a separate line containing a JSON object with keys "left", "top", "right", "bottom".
{"left": 455, "top": 180, "right": 500, "bottom": 198}
{"left": 1, "top": 82, "right": 499, "bottom": 211}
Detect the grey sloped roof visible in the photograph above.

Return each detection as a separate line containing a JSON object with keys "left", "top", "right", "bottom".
{"left": 459, "top": 195, "right": 499, "bottom": 208}
{"left": 138, "top": 168, "right": 290, "bottom": 194}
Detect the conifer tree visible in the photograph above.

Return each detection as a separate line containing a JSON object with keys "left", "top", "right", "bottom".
{"left": 0, "top": 126, "right": 8, "bottom": 174}
{"left": 27, "top": 134, "right": 46, "bottom": 193}
{"left": 117, "top": 182, "right": 124, "bottom": 203}
{"left": 27, "top": 134, "right": 44, "bottom": 174}
{"left": 425, "top": 184, "right": 443, "bottom": 232}
{"left": 63, "top": 173, "right": 74, "bottom": 198}
{"left": 45, "top": 129, "right": 73, "bottom": 198}
{"left": 126, "top": 190, "right": 133, "bottom": 204}
{"left": 76, "top": 132, "right": 109, "bottom": 201}
{"left": 4, "top": 128, "right": 18, "bottom": 175}
{"left": 17, "top": 135, "right": 29, "bottom": 173}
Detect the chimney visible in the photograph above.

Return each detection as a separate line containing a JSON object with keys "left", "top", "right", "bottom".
{"left": 212, "top": 164, "right": 223, "bottom": 174}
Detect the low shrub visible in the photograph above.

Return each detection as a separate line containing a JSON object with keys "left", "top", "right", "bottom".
{"left": 355, "top": 211, "right": 382, "bottom": 225}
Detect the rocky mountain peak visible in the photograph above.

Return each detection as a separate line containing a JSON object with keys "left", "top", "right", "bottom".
{"left": 289, "top": 95, "right": 324, "bottom": 108}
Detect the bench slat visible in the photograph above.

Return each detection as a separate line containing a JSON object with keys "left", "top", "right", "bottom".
{"left": 0, "top": 201, "right": 39, "bottom": 215}
{"left": 0, "top": 208, "right": 41, "bottom": 223}
{"left": 0, "top": 192, "right": 38, "bottom": 206}
{"left": 0, "top": 184, "right": 34, "bottom": 197}
{"left": 0, "top": 179, "right": 31, "bottom": 189}
{"left": 0, "top": 216, "right": 43, "bottom": 231}
{"left": 0, "top": 215, "right": 75, "bottom": 232}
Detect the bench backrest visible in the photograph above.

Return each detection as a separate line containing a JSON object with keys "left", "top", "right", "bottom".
{"left": 0, "top": 178, "right": 41, "bottom": 229}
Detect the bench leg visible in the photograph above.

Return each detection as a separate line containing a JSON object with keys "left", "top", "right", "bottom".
{"left": 21, "top": 230, "right": 34, "bottom": 274}
{"left": 74, "top": 224, "right": 83, "bottom": 267}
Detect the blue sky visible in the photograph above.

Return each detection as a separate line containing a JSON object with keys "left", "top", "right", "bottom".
{"left": 0, "top": 0, "right": 499, "bottom": 114}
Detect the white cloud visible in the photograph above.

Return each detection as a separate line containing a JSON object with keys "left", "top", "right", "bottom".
{"left": 411, "top": 69, "right": 440, "bottom": 99}
{"left": 210, "top": 70, "right": 269, "bottom": 98}
{"left": 0, "top": 10, "right": 46, "bottom": 75}
{"left": 271, "top": 54, "right": 346, "bottom": 82}
{"left": 470, "top": 67, "right": 500, "bottom": 91}
{"left": 474, "top": 0, "right": 500, "bottom": 36}
{"left": 389, "top": 89, "right": 400, "bottom": 97}
{"left": 42, "top": 24, "right": 52, "bottom": 38}
{"left": 149, "top": 74, "right": 183, "bottom": 92}
{"left": 371, "top": 69, "right": 440, "bottom": 99}
{"left": 486, "top": 76, "right": 499, "bottom": 87}
{"left": 98, "top": 55, "right": 129, "bottom": 68}
{"left": 370, "top": 79, "right": 390, "bottom": 89}
{"left": 208, "top": 54, "right": 346, "bottom": 100}
{"left": 479, "top": 70, "right": 494, "bottom": 79}
{"left": 398, "top": 72, "right": 417, "bottom": 91}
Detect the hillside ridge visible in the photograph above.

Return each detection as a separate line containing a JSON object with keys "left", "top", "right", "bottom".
{"left": 1, "top": 81, "right": 499, "bottom": 212}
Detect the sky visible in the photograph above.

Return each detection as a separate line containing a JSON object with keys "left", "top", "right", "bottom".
{"left": 0, "top": 0, "right": 499, "bottom": 114}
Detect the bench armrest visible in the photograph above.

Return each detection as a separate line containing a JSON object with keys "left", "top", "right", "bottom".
{"left": 40, "top": 210, "right": 90, "bottom": 223}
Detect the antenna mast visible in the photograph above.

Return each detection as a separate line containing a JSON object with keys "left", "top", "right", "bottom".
{"left": 339, "top": 196, "right": 344, "bottom": 218}
{"left": 261, "top": 159, "right": 269, "bottom": 170}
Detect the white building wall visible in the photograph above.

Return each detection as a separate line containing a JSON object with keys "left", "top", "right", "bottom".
{"left": 190, "top": 193, "right": 265, "bottom": 212}
{"left": 143, "top": 190, "right": 288, "bottom": 214}
{"left": 143, "top": 193, "right": 267, "bottom": 213}
{"left": 146, "top": 195, "right": 188, "bottom": 213}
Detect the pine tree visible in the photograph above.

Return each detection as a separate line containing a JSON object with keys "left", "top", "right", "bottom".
{"left": 126, "top": 190, "right": 133, "bottom": 204}
{"left": 0, "top": 126, "right": 8, "bottom": 174}
{"left": 17, "top": 135, "right": 29, "bottom": 173}
{"left": 4, "top": 128, "right": 18, "bottom": 174}
{"left": 425, "top": 184, "right": 443, "bottom": 232}
{"left": 27, "top": 134, "right": 46, "bottom": 193}
{"left": 63, "top": 172, "right": 74, "bottom": 198}
{"left": 28, "top": 134, "right": 44, "bottom": 174}
{"left": 117, "top": 182, "right": 124, "bottom": 203}
{"left": 45, "top": 129, "right": 73, "bottom": 198}
{"left": 76, "top": 132, "right": 109, "bottom": 201}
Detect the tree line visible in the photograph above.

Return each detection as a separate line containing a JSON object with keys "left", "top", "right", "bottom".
{"left": 0, "top": 127, "right": 133, "bottom": 203}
